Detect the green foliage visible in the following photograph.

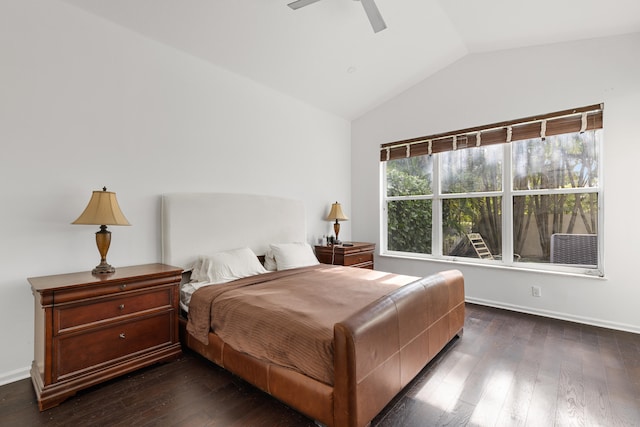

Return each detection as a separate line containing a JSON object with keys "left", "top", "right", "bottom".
{"left": 387, "top": 199, "right": 432, "bottom": 253}
{"left": 512, "top": 133, "right": 600, "bottom": 259}
{"left": 439, "top": 146, "right": 503, "bottom": 255}
{"left": 441, "top": 146, "right": 502, "bottom": 194}
{"left": 443, "top": 197, "right": 502, "bottom": 255}
{"left": 386, "top": 157, "right": 431, "bottom": 196}
{"left": 386, "top": 157, "right": 432, "bottom": 253}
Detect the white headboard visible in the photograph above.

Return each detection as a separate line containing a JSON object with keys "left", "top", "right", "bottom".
{"left": 161, "top": 193, "right": 307, "bottom": 270}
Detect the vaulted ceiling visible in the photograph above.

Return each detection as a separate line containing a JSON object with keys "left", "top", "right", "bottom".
{"left": 60, "top": 0, "right": 640, "bottom": 120}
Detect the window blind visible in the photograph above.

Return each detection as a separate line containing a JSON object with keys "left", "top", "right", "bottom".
{"left": 380, "top": 104, "right": 603, "bottom": 162}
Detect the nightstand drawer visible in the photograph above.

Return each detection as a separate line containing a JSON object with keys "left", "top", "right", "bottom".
{"left": 343, "top": 252, "right": 373, "bottom": 267}
{"left": 52, "top": 275, "right": 177, "bottom": 305}
{"left": 54, "top": 287, "right": 173, "bottom": 333}
{"left": 55, "top": 311, "right": 174, "bottom": 380}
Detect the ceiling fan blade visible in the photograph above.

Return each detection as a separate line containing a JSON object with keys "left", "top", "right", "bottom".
{"left": 287, "top": 0, "right": 323, "bottom": 10}
{"left": 360, "top": 0, "right": 387, "bottom": 33}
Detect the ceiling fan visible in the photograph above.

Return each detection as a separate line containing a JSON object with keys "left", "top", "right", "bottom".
{"left": 287, "top": 0, "right": 387, "bottom": 33}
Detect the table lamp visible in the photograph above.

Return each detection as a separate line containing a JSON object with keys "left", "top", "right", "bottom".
{"left": 326, "top": 201, "right": 348, "bottom": 245}
{"left": 72, "top": 187, "right": 130, "bottom": 274}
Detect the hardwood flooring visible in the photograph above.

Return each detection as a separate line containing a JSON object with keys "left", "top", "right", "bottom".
{"left": 1, "top": 303, "right": 639, "bottom": 426}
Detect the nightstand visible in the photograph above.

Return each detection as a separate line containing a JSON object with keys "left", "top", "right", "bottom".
{"left": 28, "top": 263, "right": 183, "bottom": 411}
{"left": 314, "top": 242, "right": 376, "bottom": 269}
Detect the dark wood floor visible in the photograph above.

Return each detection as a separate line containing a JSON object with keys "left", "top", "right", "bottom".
{"left": 2, "top": 304, "right": 639, "bottom": 426}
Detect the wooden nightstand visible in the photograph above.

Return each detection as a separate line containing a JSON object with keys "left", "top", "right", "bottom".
{"left": 314, "top": 242, "right": 376, "bottom": 269}
{"left": 28, "top": 263, "right": 183, "bottom": 411}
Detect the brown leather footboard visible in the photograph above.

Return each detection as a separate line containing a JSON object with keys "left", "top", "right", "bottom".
{"left": 180, "top": 269, "right": 464, "bottom": 427}
{"left": 333, "top": 269, "right": 464, "bottom": 427}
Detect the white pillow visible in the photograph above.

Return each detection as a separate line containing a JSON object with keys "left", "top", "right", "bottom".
{"left": 263, "top": 249, "right": 277, "bottom": 271}
{"left": 270, "top": 242, "right": 319, "bottom": 271}
{"left": 191, "top": 247, "right": 267, "bottom": 284}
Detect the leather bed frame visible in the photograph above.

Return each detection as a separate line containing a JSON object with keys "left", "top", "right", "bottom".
{"left": 162, "top": 193, "right": 464, "bottom": 426}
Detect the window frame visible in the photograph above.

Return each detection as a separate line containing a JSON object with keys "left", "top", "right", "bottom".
{"left": 380, "top": 110, "right": 604, "bottom": 277}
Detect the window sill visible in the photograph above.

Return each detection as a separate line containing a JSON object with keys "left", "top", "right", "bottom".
{"left": 378, "top": 252, "right": 606, "bottom": 280}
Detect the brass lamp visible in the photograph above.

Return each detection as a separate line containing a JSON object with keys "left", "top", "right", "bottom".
{"left": 72, "top": 187, "right": 130, "bottom": 274}
{"left": 326, "top": 201, "right": 348, "bottom": 244}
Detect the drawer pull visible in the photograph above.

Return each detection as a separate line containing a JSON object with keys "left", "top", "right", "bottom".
{"left": 119, "top": 333, "right": 126, "bottom": 339}
{"left": 118, "top": 304, "right": 125, "bottom": 310}
{"left": 120, "top": 284, "right": 127, "bottom": 290}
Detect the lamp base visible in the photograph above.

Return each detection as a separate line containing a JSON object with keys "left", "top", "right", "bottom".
{"left": 333, "top": 221, "right": 341, "bottom": 245}
{"left": 92, "top": 225, "right": 115, "bottom": 275}
{"left": 92, "top": 262, "right": 115, "bottom": 275}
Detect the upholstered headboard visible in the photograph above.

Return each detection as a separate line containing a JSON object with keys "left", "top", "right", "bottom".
{"left": 161, "top": 193, "right": 306, "bottom": 270}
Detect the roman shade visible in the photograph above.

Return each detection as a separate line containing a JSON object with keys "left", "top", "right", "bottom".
{"left": 380, "top": 104, "right": 603, "bottom": 162}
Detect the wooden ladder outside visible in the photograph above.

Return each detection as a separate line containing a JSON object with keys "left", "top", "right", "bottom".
{"left": 467, "top": 233, "right": 494, "bottom": 260}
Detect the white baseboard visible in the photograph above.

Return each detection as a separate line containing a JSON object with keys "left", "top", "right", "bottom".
{"left": 0, "top": 366, "right": 30, "bottom": 386}
{"left": 466, "top": 297, "right": 640, "bottom": 335}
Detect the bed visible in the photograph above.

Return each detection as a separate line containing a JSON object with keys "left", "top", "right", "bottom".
{"left": 161, "top": 193, "right": 465, "bottom": 427}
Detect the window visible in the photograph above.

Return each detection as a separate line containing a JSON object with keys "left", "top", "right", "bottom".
{"left": 381, "top": 105, "right": 603, "bottom": 275}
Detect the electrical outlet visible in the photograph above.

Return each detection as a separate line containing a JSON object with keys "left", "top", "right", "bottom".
{"left": 531, "top": 286, "right": 542, "bottom": 297}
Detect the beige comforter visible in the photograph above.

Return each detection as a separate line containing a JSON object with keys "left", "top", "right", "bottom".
{"left": 187, "top": 264, "right": 419, "bottom": 385}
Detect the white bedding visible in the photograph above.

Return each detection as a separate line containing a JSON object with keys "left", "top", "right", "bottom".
{"left": 180, "top": 280, "right": 213, "bottom": 312}
{"left": 179, "top": 243, "right": 322, "bottom": 312}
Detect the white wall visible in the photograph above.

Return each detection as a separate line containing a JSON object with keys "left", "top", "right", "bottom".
{"left": 0, "top": 0, "right": 351, "bottom": 384}
{"left": 352, "top": 33, "right": 640, "bottom": 333}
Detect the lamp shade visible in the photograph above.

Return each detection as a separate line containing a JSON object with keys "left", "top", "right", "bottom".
{"left": 326, "top": 202, "right": 348, "bottom": 222}
{"left": 72, "top": 188, "right": 130, "bottom": 226}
